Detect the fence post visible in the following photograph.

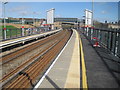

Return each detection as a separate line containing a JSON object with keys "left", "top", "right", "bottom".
{"left": 88, "top": 27, "right": 90, "bottom": 39}
{"left": 16, "top": 29, "right": 17, "bottom": 38}
{"left": 110, "top": 31, "right": 113, "bottom": 51}
{"left": 113, "top": 29, "right": 118, "bottom": 55}
{"left": 21, "top": 28, "right": 22, "bottom": 37}
{"left": 86, "top": 27, "right": 88, "bottom": 36}
{"left": 10, "top": 29, "right": 12, "bottom": 39}
{"left": 2, "top": 29, "right": 4, "bottom": 40}
{"left": 24, "top": 28, "right": 26, "bottom": 36}
{"left": 107, "top": 30, "right": 110, "bottom": 49}
{"left": 91, "top": 28, "right": 93, "bottom": 40}
{"left": 118, "top": 30, "right": 120, "bottom": 58}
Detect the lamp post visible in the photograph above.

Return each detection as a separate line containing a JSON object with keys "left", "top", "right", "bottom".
{"left": 3, "top": 2, "right": 8, "bottom": 40}
{"left": 21, "top": 12, "right": 25, "bottom": 36}
{"left": 90, "top": 0, "right": 94, "bottom": 40}
{"left": 92, "top": 0, "right": 94, "bottom": 27}
{"left": 33, "top": 12, "right": 36, "bottom": 27}
{"left": 22, "top": 16, "right": 24, "bottom": 36}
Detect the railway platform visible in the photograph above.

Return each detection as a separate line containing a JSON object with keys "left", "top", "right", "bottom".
{"left": 34, "top": 29, "right": 80, "bottom": 89}
{"left": 1, "top": 29, "right": 119, "bottom": 89}
{"left": 0, "top": 29, "right": 61, "bottom": 49}
{"left": 78, "top": 30, "right": 120, "bottom": 88}
{"left": 34, "top": 29, "right": 119, "bottom": 89}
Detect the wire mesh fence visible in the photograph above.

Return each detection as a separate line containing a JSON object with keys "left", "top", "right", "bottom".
{"left": 1, "top": 27, "right": 52, "bottom": 41}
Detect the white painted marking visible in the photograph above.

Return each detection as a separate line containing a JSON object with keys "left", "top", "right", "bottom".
{"left": 33, "top": 30, "right": 74, "bottom": 89}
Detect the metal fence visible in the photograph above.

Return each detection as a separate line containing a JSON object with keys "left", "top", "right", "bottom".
{"left": 81, "top": 27, "right": 120, "bottom": 58}
{"left": 1, "top": 27, "right": 51, "bottom": 41}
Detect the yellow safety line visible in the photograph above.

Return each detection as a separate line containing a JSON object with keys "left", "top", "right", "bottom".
{"left": 64, "top": 30, "right": 80, "bottom": 88}
{"left": 79, "top": 32, "right": 88, "bottom": 89}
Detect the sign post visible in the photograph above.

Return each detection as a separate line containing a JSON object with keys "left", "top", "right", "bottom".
{"left": 22, "top": 18, "right": 24, "bottom": 36}
{"left": 3, "top": 2, "right": 8, "bottom": 39}
{"left": 85, "top": 9, "right": 93, "bottom": 38}
{"left": 47, "top": 8, "right": 55, "bottom": 30}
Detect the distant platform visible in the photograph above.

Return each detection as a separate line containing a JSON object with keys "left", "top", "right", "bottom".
{"left": 0, "top": 29, "right": 61, "bottom": 49}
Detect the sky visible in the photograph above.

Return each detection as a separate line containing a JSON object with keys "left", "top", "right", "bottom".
{"left": 0, "top": 2, "right": 119, "bottom": 22}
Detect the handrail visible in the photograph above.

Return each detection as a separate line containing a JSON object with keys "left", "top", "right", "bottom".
{"left": 81, "top": 27, "right": 120, "bottom": 58}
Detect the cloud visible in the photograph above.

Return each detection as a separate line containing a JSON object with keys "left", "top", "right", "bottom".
{"left": 18, "top": 11, "right": 29, "bottom": 16}
{"left": 55, "top": 14, "right": 62, "bottom": 18}
{"left": 94, "top": 17, "right": 117, "bottom": 22}
{"left": 7, "top": 5, "right": 32, "bottom": 16}
{"left": 0, "top": 3, "right": 2, "bottom": 18}
{"left": 8, "top": 5, "right": 29, "bottom": 12}
{"left": 32, "top": 12, "right": 40, "bottom": 15}
{"left": 97, "top": 2, "right": 107, "bottom": 6}
{"left": 7, "top": 5, "right": 41, "bottom": 17}
{"left": 0, "top": 9, "right": 1, "bottom": 13}
{"left": 101, "top": 10, "right": 108, "bottom": 14}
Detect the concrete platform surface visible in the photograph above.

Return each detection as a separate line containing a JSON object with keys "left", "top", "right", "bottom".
{"left": 34, "top": 29, "right": 80, "bottom": 89}
{"left": 78, "top": 30, "right": 120, "bottom": 88}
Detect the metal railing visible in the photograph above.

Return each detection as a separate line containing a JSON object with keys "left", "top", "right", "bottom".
{"left": 1, "top": 27, "right": 52, "bottom": 41}
{"left": 81, "top": 27, "right": 120, "bottom": 58}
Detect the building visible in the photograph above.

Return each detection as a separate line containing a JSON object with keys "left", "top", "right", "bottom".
{"left": 54, "top": 18, "right": 79, "bottom": 29}
{"left": 5, "top": 17, "right": 21, "bottom": 24}
{"left": 94, "top": 21, "right": 120, "bottom": 29}
{"left": 19, "top": 18, "right": 40, "bottom": 25}
{"left": 54, "top": 18, "right": 78, "bottom": 23}
{"left": 1, "top": 17, "right": 41, "bottom": 27}
{"left": 108, "top": 23, "right": 120, "bottom": 29}
{"left": 54, "top": 22, "right": 62, "bottom": 29}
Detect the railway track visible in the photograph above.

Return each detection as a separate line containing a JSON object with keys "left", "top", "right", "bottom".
{"left": 1, "top": 30, "right": 61, "bottom": 65}
{"left": 1, "top": 30, "right": 64, "bottom": 77}
{"left": 1, "top": 29, "right": 72, "bottom": 89}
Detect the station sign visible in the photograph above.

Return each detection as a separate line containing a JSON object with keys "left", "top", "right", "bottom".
{"left": 47, "top": 8, "right": 55, "bottom": 24}
{"left": 85, "top": 9, "right": 93, "bottom": 27}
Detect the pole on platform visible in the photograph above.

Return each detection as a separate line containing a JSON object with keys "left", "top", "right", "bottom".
{"left": 91, "top": 0, "right": 94, "bottom": 40}
{"left": 22, "top": 16, "right": 24, "bottom": 36}
{"left": 3, "top": 2, "right": 8, "bottom": 39}
{"left": 92, "top": 0, "right": 94, "bottom": 27}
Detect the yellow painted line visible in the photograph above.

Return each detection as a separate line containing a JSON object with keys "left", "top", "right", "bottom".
{"left": 79, "top": 32, "right": 88, "bottom": 89}
{"left": 64, "top": 29, "right": 80, "bottom": 88}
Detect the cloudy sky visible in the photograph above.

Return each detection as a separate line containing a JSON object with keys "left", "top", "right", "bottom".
{"left": 0, "top": 1, "right": 119, "bottom": 22}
